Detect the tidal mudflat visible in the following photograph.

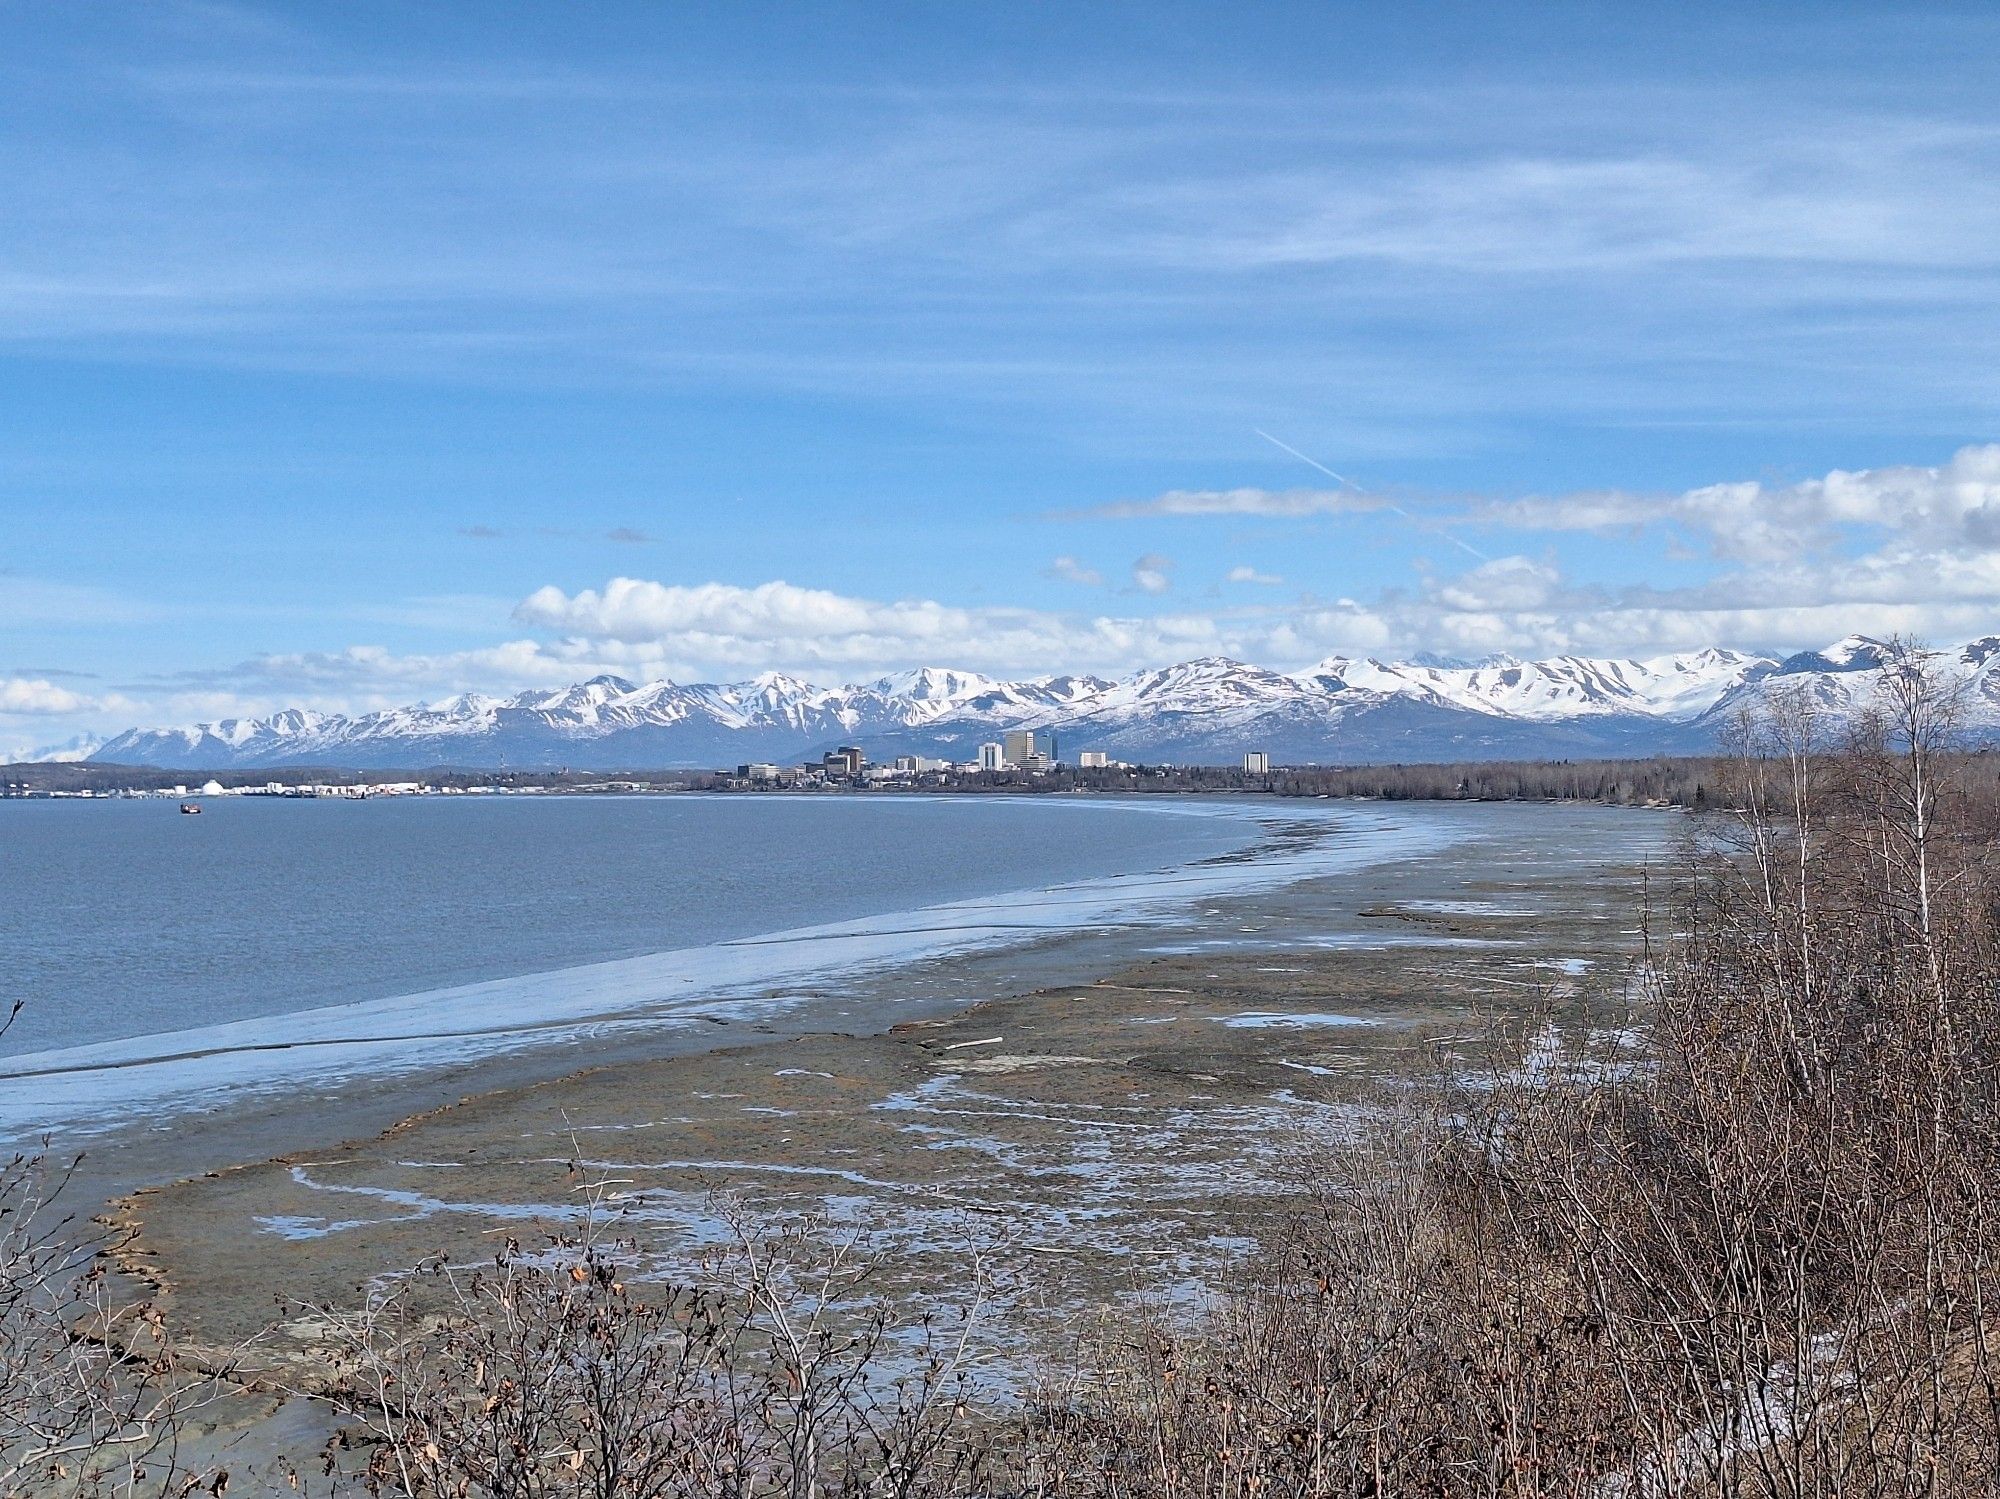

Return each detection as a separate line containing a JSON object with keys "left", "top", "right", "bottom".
{"left": 106, "top": 803, "right": 1671, "bottom": 1388}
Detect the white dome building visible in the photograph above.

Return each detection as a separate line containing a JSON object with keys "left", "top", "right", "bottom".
{"left": 199, "top": 779, "right": 226, "bottom": 796}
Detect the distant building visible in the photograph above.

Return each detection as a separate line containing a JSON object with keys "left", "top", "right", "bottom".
{"left": 199, "top": 779, "right": 226, "bottom": 796}
{"left": 1002, "top": 729, "right": 1037, "bottom": 767}
{"left": 978, "top": 742, "right": 1006, "bottom": 772}
{"left": 737, "top": 762, "right": 780, "bottom": 781}
{"left": 1242, "top": 751, "right": 1270, "bottom": 775}
{"left": 823, "top": 746, "right": 865, "bottom": 776}
{"left": 1077, "top": 750, "right": 1109, "bottom": 769}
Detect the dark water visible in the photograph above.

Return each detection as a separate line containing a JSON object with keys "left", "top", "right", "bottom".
{"left": 0, "top": 793, "right": 1256, "bottom": 1059}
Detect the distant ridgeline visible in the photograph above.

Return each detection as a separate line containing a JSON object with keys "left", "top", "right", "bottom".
{"left": 76, "top": 634, "right": 2000, "bottom": 772}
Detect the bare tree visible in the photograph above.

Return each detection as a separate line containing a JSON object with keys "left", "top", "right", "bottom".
{"left": 1021, "top": 646, "right": 2000, "bottom": 1496}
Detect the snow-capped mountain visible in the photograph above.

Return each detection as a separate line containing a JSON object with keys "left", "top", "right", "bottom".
{"left": 84, "top": 636, "right": 2000, "bottom": 770}
{"left": 1307, "top": 647, "right": 1767, "bottom": 723}
{"left": 10, "top": 731, "right": 107, "bottom": 764}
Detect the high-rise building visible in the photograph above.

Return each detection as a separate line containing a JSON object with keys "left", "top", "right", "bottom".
{"left": 823, "top": 746, "right": 865, "bottom": 776}
{"left": 1078, "top": 750, "right": 1109, "bottom": 769}
{"left": 1002, "top": 729, "right": 1038, "bottom": 766}
{"left": 1243, "top": 751, "right": 1270, "bottom": 775}
{"left": 978, "top": 742, "right": 1006, "bottom": 771}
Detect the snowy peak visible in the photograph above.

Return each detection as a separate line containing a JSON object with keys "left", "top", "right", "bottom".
{"left": 82, "top": 633, "right": 2000, "bottom": 770}
{"left": 18, "top": 731, "right": 106, "bottom": 763}
{"left": 1124, "top": 656, "right": 1298, "bottom": 704}
{"left": 1031, "top": 673, "right": 1116, "bottom": 702}
{"left": 1294, "top": 646, "right": 1767, "bottom": 723}
{"left": 864, "top": 666, "right": 998, "bottom": 704}
{"left": 521, "top": 675, "right": 640, "bottom": 717}
{"left": 1777, "top": 635, "right": 1893, "bottom": 676}
{"left": 742, "top": 671, "right": 815, "bottom": 700}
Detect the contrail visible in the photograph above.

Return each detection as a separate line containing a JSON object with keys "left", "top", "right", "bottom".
{"left": 1254, "top": 429, "right": 1489, "bottom": 562}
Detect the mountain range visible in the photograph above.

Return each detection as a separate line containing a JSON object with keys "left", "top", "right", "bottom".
{"left": 81, "top": 635, "right": 2000, "bottom": 770}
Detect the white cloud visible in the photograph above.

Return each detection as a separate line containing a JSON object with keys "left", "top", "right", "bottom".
{"left": 1046, "top": 555, "right": 1103, "bottom": 586}
{"left": 510, "top": 576, "right": 1234, "bottom": 677}
{"left": 1130, "top": 554, "right": 1174, "bottom": 595}
{"left": 1226, "top": 565, "right": 1284, "bottom": 586}
{"left": 1432, "top": 555, "right": 1561, "bottom": 612}
{"left": 1400, "top": 445, "right": 2000, "bottom": 654}
{"left": 0, "top": 677, "right": 97, "bottom": 715}
{"left": 1477, "top": 443, "right": 2000, "bottom": 564}
{"left": 517, "top": 578, "right": 974, "bottom": 649}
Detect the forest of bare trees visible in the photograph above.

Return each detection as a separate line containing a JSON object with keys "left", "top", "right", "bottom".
{"left": 1271, "top": 755, "right": 1715, "bottom": 805}
{"left": 1027, "top": 655, "right": 2000, "bottom": 1494}
{"left": 7, "top": 644, "right": 2000, "bottom": 1494}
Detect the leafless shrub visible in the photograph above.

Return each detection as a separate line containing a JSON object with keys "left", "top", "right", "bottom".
{"left": 303, "top": 1181, "right": 1001, "bottom": 1498}
{"left": 0, "top": 1065, "right": 229, "bottom": 1497}
{"left": 1022, "top": 639, "right": 2000, "bottom": 1496}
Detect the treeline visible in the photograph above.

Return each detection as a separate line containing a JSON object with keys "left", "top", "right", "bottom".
{"left": 1272, "top": 755, "right": 1716, "bottom": 805}
{"left": 1277, "top": 747, "right": 2000, "bottom": 811}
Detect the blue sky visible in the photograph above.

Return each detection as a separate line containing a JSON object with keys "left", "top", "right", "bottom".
{"left": 6, "top": 1, "right": 2000, "bottom": 750}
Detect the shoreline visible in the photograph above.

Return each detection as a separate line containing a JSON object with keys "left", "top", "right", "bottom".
{"left": 11, "top": 797, "right": 1471, "bottom": 1201}
{"left": 106, "top": 804, "right": 1674, "bottom": 1345}
{"left": 85, "top": 802, "right": 1678, "bottom": 1481}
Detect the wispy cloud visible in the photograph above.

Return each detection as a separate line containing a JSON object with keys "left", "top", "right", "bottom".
{"left": 1227, "top": 565, "right": 1284, "bottom": 586}
{"left": 1046, "top": 555, "right": 1103, "bottom": 586}
{"left": 1063, "top": 488, "right": 1377, "bottom": 521}
{"left": 1091, "top": 144, "right": 2000, "bottom": 279}
{"left": 11, "top": 16, "right": 2000, "bottom": 449}
{"left": 0, "top": 576, "right": 150, "bottom": 628}
{"left": 1130, "top": 554, "right": 1174, "bottom": 595}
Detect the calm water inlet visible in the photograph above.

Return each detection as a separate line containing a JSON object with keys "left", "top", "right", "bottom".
{"left": 0, "top": 794, "right": 1260, "bottom": 1060}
